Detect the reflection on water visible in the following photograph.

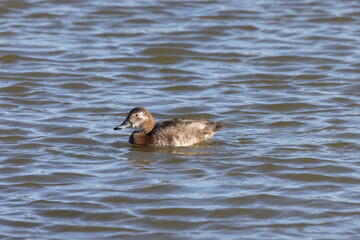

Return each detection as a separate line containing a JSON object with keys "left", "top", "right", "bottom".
{"left": 1, "top": 0, "right": 360, "bottom": 239}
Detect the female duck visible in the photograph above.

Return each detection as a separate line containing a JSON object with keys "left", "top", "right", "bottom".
{"left": 114, "top": 107, "right": 223, "bottom": 147}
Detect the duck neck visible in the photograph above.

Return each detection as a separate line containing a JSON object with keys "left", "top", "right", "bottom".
{"left": 143, "top": 113, "right": 155, "bottom": 134}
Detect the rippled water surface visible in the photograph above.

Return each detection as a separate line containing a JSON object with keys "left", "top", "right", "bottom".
{"left": 1, "top": 0, "right": 360, "bottom": 239}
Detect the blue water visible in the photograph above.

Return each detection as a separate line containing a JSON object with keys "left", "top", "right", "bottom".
{"left": 1, "top": 0, "right": 360, "bottom": 239}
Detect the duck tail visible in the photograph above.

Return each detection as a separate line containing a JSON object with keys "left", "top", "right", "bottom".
{"left": 214, "top": 121, "right": 223, "bottom": 132}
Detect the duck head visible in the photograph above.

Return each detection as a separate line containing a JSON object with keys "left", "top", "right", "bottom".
{"left": 114, "top": 107, "right": 155, "bottom": 133}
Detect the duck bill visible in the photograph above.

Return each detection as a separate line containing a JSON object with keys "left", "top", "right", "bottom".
{"left": 114, "top": 118, "right": 132, "bottom": 130}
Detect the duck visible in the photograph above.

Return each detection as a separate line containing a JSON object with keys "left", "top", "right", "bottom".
{"left": 114, "top": 107, "right": 223, "bottom": 147}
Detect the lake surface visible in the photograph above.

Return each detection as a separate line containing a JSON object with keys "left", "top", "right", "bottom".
{"left": 1, "top": 0, "right": 360, "bottom": 239}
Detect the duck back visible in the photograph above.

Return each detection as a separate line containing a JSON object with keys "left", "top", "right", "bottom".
{"left": 149, "top": 119, "right": 222, "bottom": 147}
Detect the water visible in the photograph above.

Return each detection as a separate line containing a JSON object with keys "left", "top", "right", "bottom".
{"left": 1, "top": 0, "right": 360, "bottom": 239}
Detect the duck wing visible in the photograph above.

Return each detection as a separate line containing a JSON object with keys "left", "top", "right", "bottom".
{"left": 150, "top": 119, "right": 222, "bottom": 146}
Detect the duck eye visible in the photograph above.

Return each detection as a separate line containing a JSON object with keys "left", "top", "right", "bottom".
{"left": 135, "top": 114, "right": 139, "bottom": 117}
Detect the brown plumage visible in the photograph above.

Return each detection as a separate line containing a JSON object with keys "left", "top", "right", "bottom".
{"left": 114, "top": 107, "right": 223, "bottom": 147}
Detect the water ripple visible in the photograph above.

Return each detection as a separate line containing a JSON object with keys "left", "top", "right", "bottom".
{"left": 0, "top": 0, "right": 360, "bottom": 239}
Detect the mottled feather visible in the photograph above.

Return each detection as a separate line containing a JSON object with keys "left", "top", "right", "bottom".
{"left": 114, "top": 107, "right": 223, "bottom": 147}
